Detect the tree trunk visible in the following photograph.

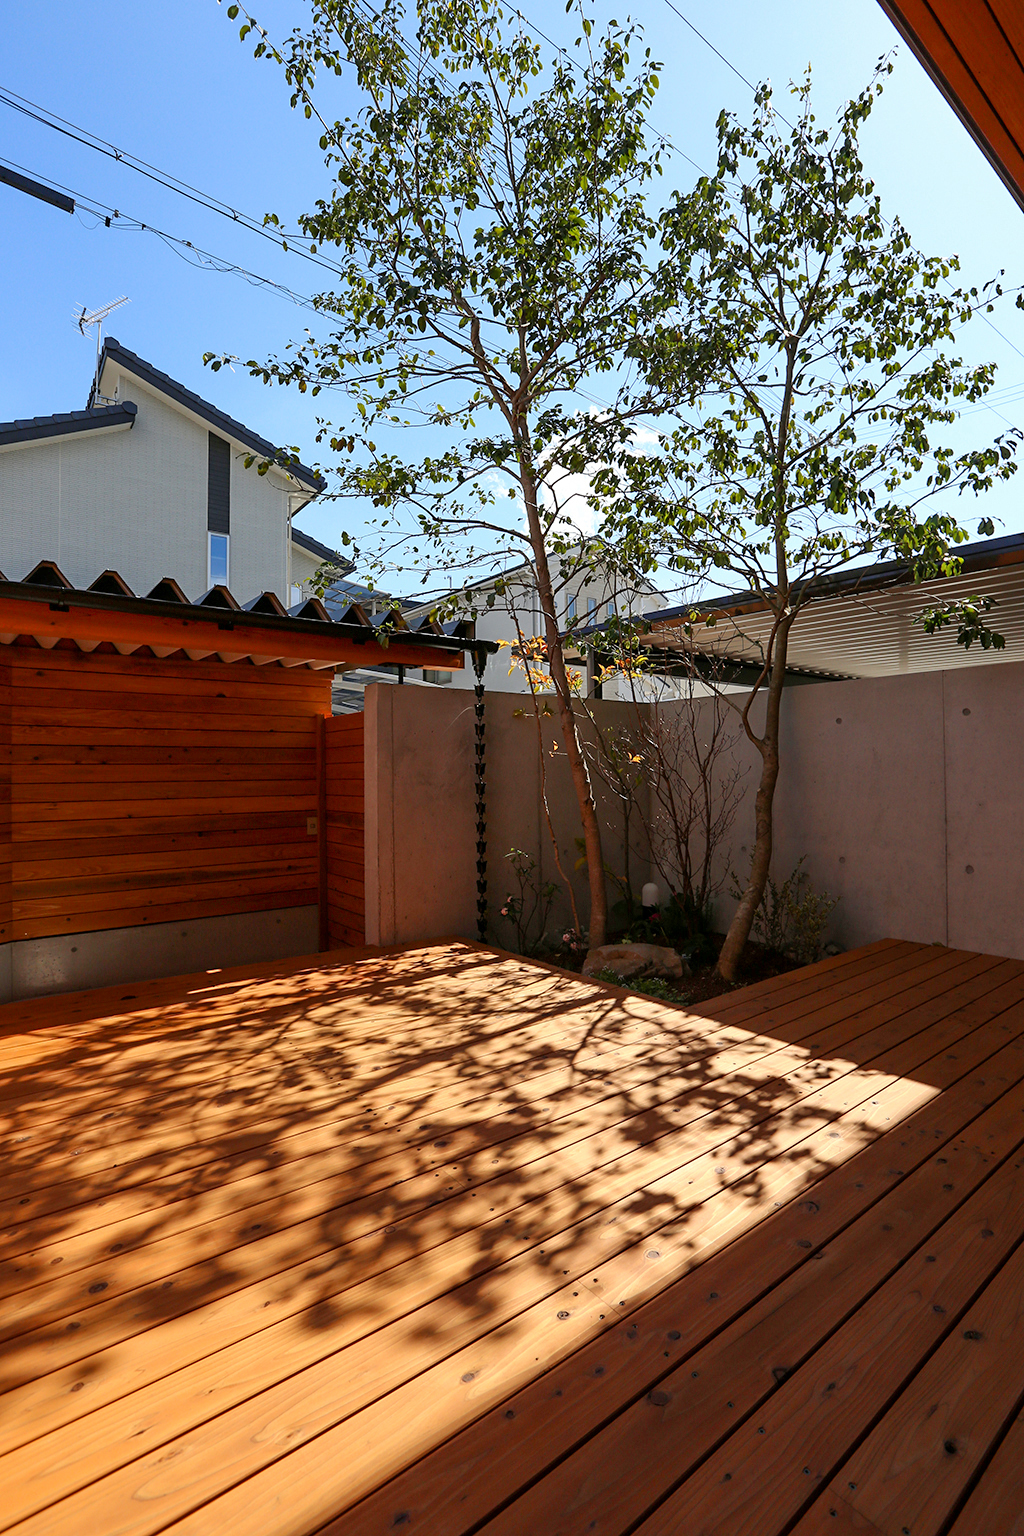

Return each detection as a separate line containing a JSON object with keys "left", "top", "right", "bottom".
{"left": 716, "top": 620, "right": 792, "bottom": 982}
{"left": 519, "top": 462, "right": 608, "bottom": 949}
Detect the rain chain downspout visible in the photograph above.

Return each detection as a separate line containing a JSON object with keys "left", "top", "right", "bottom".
{"left": 472, "top": 648, "right": 488, "bottom": 942}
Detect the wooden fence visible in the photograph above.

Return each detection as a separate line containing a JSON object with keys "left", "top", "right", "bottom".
{"left": 3, "top": 643, "right": 332, "bottom": 944}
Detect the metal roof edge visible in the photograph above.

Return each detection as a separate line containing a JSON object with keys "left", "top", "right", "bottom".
{"left": 0, "top": 401, "right": 137, "bottom": 451}
{"left": 622, "top": 532, "right": 1024, "bottom": 633}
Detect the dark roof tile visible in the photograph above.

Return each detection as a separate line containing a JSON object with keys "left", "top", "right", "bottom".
{"left": 0, "top": 401, "right": 136, "bottom": 449}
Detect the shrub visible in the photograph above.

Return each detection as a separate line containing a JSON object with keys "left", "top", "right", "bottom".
{"left": 731, "top": 856, "right": 839, "bottom": 964}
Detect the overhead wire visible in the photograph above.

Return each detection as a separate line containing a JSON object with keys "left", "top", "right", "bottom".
{"left": 0, "top": 155, "right": 328, "bottom": 312}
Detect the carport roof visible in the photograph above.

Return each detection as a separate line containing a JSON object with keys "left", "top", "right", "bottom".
{"left": 577, "top": 532, "right": 1024, "bottom": 680}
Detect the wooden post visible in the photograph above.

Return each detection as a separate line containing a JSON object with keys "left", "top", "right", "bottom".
{"left": 316, "top": 712, "right": 329, "bottom": 951}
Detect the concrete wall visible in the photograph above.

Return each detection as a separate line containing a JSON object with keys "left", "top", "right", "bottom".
{"left": 0, "top": 904, "right": 318, "bottom": 1003}
{"left": 659, "top": 660, "right": 1024, "bottom": 960}
{"left": 0, "top": 375, "right": 295, "bottom": 603}
{"left": 363, "top": 683, "right": 650, "bottom": 948}
{"left": 364, "top": 659, "right": 1024, "bottom": 962}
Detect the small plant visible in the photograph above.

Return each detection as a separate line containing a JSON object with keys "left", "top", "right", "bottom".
{"left": 591, "top": 968, "right": 686, "bottom": 1002}
{"left": 731, "top": 857, "right": 839, "bottom": 965}
{"left": 498, "top": 848, "right": 558, "bottom": 957}
{"left": 560, "top": 928, "right": 588, "bottom": 959}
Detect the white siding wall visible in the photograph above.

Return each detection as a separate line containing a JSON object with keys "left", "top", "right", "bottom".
{"left": 0, "top": 375, "right": 293, "bottom": 602}
{"left": 289, "top": 542, "right": 322, "bottom": 599}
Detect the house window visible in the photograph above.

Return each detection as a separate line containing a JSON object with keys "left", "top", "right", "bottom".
{"left": 209, "top": 533, "right": 229, "bottom": 587}
{"left": 566, "top": 594, "right": 577, "bottom": 621}
{"left": 587, "top": 598, "right": 598, "bottom": 620}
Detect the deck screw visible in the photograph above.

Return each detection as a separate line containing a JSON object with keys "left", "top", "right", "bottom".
{"left": 667, "top": 1330, "right": 681, "bottom": 1340}
{"left": 944, "top": 1440, "right": 957, "bottom": 1455}
{"left": 557, "top": 1310, "right": 570, "bottom": 1320}
{"left": 963, "top": 1329, "right": 982, "bottom": 1340}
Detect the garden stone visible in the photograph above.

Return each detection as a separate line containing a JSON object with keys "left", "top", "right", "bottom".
{"left": 583, "top": 943, "right": 689, "bottom": 982}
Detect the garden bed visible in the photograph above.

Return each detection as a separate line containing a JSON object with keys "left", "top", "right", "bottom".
{"left": 549, "top": 933, "right": 804, "bottom": 1009}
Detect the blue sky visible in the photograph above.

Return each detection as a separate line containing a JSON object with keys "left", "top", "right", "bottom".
{"left": 3, "top": 0, "right": 1022, "bottom": 580}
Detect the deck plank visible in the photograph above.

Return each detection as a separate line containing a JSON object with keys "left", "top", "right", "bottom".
{"left": 789, "top": 1207, "right": 1024, "bottom": 1534}
{"left": 0, "top": 946, "right": 995, "bottom": 1256}
{"left": 947, "top": 1401, "right": 1024, "bottom": 1536}
{"left": 3, "top": 951, "right": 1007, "bottom": 1395}
{"left": 16, "top": 975, "right": 1018, "bottom": 1534}
{"left": 474, "top": 1069, "right": 1024, "bottom": 1536}
{"left": 630, "top": 1097, "right": 1024, "bottom": 1536}
{"left": 1, "top": 938, "right": 1022, "bottom": 1536}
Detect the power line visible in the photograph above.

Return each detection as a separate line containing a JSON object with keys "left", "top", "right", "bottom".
{"left": 0, "top": 84, "right": 354, "bottom": 284}
{"left": 660, "top": 0, "right": 759, "bottom": 98}
{"left": 0, "top": 153, "right": 323, "bottom": 312}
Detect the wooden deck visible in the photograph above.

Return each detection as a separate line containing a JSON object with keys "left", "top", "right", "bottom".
{"left": 1, "top": 937, "right": 1024, "bottom": 1536}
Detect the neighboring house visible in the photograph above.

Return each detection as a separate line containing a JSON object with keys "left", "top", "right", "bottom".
{"left": 0, "top": 337, "right": 351, "bottom": 605}
{"left": 401, "top": 556, "right": 673, "bottom": 698}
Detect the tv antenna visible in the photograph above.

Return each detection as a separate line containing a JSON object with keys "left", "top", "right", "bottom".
{"left": 75, "top": 295, "right": 130, "bottom": 365}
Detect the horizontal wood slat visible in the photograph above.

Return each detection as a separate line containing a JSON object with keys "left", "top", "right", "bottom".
{"left": 11, "top": 888, "right": 317, "bottom": 941}
{"left": 2, "top": 642, "right": 331, "bottom": 944}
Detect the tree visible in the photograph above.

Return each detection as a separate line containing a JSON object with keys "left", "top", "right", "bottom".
{"left": 217, "top": 0, "right": 670, "bottom": 948}
{"left": 592, "top": 64, "right": 1020, "bottom": 980}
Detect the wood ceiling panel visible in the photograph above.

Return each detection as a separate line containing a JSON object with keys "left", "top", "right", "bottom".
{"left": 879, "top": 0, "right": 1024, "bottom": 209}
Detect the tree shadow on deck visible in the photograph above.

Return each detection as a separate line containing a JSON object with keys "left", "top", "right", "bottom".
{"left": 0, "top": 937, "right": 1021, "bottom": 1526}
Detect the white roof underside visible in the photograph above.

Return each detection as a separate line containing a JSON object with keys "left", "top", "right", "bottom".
{"left": 647, "top": 561, "right": 1024, "bottom": 678}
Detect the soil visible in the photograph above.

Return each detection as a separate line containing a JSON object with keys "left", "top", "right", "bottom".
{"left": 549, "top": 932, "right": 803, "bottom": 1010}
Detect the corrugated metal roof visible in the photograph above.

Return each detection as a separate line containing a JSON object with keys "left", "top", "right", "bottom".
{"left": 0, "top": 559, "right": 492, "bottom": 673}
